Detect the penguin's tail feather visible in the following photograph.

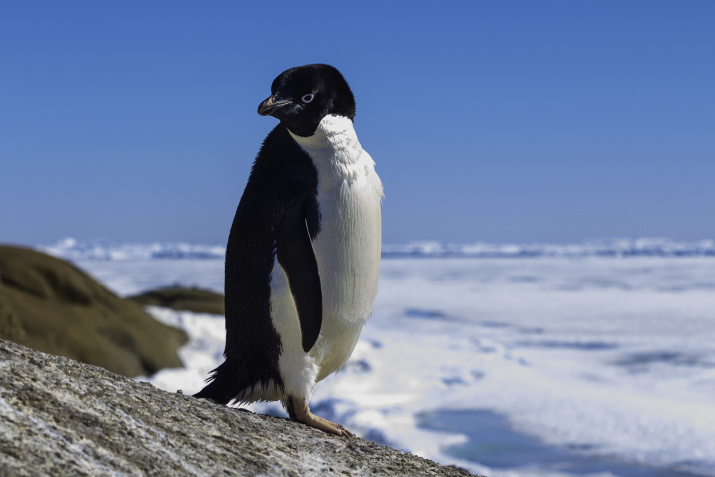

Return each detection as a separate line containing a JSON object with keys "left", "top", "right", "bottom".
{"left": 193, "top": 361, "right": 246, "bottom": 405}
{"left": 193, "top": 360, "right": 281, "bottom": 405}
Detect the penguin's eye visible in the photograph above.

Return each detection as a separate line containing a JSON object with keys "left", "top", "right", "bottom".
{"left": 301, "top": 94, "right": 315, "bottom": 104}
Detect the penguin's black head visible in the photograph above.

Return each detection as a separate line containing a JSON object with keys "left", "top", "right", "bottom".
{"left": 257, "top": 64, "right": 356, "bottom": 137}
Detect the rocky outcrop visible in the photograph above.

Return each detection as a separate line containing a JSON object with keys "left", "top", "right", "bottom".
{"left": 0, "top": 246, "right": 188, "bottom": 377}
{"left": 128, "top": 286, "right": 225, "bottom": 315}
{"left": 0, "top": 278, "right": 24, "bottom": 343}
{"left": 0, "top": 339, "right": 475, "bottom": 476}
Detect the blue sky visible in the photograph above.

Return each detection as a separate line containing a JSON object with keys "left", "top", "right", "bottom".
{"left": 1, "top": 1, "right": 713, "bottom": 245}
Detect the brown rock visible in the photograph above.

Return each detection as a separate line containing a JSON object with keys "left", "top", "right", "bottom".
{"left": 0, "top": 245, "right": 188, "bottom": 377}
{"left": 128, "top": 286, "right": 224, "bottom": 315}
{"left": 0, "top": 277, "right": 25, "bottom": 342}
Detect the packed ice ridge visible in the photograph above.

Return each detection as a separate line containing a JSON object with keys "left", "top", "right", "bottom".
{"left": 41, "top": 237, "right": 715, "bottom": 261}
{"left": 41, "top": 238, "right": 226, "bottom": 261}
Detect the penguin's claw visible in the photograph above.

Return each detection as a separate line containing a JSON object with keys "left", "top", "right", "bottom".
{"left": 337, "top": 424, "right": 355, "bottom": 438}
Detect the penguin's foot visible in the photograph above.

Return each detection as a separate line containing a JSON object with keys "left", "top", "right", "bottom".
{"left": 287, "top": 396, "right": 354, "bottom": 438}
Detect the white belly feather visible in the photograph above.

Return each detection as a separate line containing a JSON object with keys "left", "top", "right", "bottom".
{"left": 268, "top": 115, "right": 383, "bottom": 400}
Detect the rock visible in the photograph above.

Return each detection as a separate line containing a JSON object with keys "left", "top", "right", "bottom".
{"left": 0, "top": 278, "right": 25, "bottom": 342}
{"left": 0, "top": 339, "right": 477, "bottom": 476}
{"left": 0, "top": 245, "right": 188, "bottom": 377}
{"left": 128, "top": 286, "right": 225, "bottom": 315}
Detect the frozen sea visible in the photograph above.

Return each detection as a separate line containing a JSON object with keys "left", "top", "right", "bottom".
{"left": 56, "top": 240, "right": 715, "bottom": 477}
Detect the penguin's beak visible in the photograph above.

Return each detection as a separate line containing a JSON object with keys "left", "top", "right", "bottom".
{"left": 258, "top": 95, "right": 292, "bottom": 116}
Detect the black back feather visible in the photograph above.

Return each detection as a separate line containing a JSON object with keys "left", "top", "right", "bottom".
{"left": 194, "top": 124, "right": 320, "bottom": 404}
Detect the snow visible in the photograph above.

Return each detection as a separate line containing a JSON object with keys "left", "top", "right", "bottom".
{"left": 69, "top": 248, "right": 715, "bottom": 477}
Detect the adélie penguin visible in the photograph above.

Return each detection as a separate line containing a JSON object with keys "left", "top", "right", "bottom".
{"left": 194, "top": 64, "right": 383, "bottom": 437}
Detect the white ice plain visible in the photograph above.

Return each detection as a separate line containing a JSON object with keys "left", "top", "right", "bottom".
{"left": 74, "top": 256, "right": 715, "bottom": 477}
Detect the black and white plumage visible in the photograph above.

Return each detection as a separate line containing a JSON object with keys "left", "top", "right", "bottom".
{"left": 194, "top": 64, "right": 383, "bottom": 436}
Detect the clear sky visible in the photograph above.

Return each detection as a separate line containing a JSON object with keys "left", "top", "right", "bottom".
{"left": 1, "top": 1, "right": 713, "bottom": 245}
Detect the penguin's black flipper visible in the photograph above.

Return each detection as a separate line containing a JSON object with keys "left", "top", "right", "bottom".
{"left": 276, "top": 203, "right": 322, "bottom": 352}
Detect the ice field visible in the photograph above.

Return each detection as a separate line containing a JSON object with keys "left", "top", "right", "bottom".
{"left": 63, "top": 242, "right": 715, "bottom": 477}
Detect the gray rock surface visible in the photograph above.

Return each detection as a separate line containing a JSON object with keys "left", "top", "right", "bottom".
{"left": 0, "top": 339, "right": 477, "bottom": 476}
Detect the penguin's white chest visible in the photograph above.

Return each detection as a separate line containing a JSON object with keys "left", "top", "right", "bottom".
{"left": 284, "top": 114, "right": 383, "bottom": 382}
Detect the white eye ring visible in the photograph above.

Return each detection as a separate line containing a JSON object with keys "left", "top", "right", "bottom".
{"left": 301, "top": 94, "right": 315, "bottom": 103}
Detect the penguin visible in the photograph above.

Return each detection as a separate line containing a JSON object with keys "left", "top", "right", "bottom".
{"left": 194, "top": 64, "right": 383, "bottom": 437}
